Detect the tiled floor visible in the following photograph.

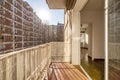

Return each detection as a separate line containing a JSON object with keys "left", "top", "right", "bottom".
{"left": 81, "top": 49, "right": 104, "bottom": 80}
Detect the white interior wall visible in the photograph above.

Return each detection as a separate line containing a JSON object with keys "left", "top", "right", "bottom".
{"left": 87, "top": 24, "right": 92, "bottom": 57}
{"left": 81, "top": 11, "right": 105, "bottom": 59}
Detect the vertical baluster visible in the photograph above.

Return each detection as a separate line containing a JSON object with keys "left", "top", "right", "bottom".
{"left": 17, "top": 52, "right": 25, "bottom": 80}
{"left": 6, "top": 55, "right": 14, "bottom": 80}
{"left": 25, "top": 50, "right": 31, "bottom": 79}
{"left": 0, "top": 58, "right": 6, "bottom": 80}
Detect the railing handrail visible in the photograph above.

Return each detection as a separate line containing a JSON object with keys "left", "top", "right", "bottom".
{"left": 0, "top": 42, "right": 70, "bottom": 60}
{"left": 0, "top": 43, "right": 51, "bottom": 60}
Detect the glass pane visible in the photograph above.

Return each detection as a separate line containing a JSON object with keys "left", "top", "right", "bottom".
{"left": 108, "top": 0, "right": 120, "bottom": 80}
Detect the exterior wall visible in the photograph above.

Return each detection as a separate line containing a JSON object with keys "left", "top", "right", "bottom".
{"left": 81, "top": 10, "right": 105, "bottom": 59}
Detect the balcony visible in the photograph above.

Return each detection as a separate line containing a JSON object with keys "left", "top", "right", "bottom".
{"left": 0, "top": 42, "right": 88, "bottom": 80}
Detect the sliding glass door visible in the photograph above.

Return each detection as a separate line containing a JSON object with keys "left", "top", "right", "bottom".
{"left": 108, "top": 0, "right": 120, "bottom": 80}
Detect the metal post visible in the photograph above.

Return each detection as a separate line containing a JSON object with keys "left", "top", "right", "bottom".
{"left": 105, "top": 0, "right": 108, "bottom": 80}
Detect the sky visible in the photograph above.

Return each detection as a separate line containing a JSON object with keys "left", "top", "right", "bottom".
{"left": 23, "top": 0, "right": 64, "bottom": 25}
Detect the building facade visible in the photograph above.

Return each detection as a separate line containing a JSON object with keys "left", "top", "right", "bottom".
{"left": 0, "top": 0, "right": 47, "bottom": 54}
{"left": 49, "top": 23, "right": 64, "bottom": 42}
{"left": 57, "top": 23, "right": 64, "bottom": 41}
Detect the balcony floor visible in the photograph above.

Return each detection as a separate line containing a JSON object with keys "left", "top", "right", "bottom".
{"left": 49, "top": 63, "right": 88, "bottom": 80}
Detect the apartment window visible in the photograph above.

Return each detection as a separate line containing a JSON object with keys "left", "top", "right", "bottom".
{"left": 15, "top": 29, "right": 17, "bottom": 34}
{"left": 0, "top": 15, "right": 2, "bottom": 19}
{"left": 0, "top": 35, "right": 4, "bottom": 40}
{"left": 12, "top": 0, "right": 14, "bottom": 4}
{"left": 10, "top": 21, "right": 13, "bottom": 26}
{"left": 15, "top": 8, "right": 17, "bottom": 13}
{"left": 0, "top": 44, "right": 5, "bottom": 50}
{"left": 15, "top": 16, "right": 17, "bottom": 20}
{"left": 15, "top": 22, "right": 18, "bottom": 26}
{"left": 1, "top": 27, "right": 5, "bottom": 32}
{"left": 2, "top": 1, "right": 5, "bottom": 5}
{"left": 0, "top": 5, "right": 2, "bottom": 11}
{"left": 15, "top": 43, "right": 17, "bottom": 47}
{"left": 15, "top": 1, "right": 17, "bottom": 6}
{"left": 11, "top": 6, "right": 13, "bottom": 11}
{"left": 12, "top": 14, "right": 14, "bottom": 19}
{"left": 10, "top": 12, "right": 13, "bottom": 19}
{"left": 3, "top": 10, "right": 5, "bottom": 14}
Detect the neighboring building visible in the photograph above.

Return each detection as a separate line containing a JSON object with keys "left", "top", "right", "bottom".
{"left": 0, "top": 0, "right": 64, "bottom": 54}
{"left": 52, "top": 25, "right": 57, "bottom": 42}
{"left": 48, "top": 23, "right": 64, "bottom": 42}
{"left": 48, "top": 25, "right": 54, "bottom": 42}
{"left": 0, "top": 0, "right": 47, "bottom": 54}
{"left": 23, "top": 1, "right": 34, "bottom": 48}
{"left": 33, "top": 12, "right": 42, "bottom": 46}
{"left": 57, "top": 23, "right": 64, "bottom": 41}
{"left": 44, "top": 24, "right": 49, "bottom": 43}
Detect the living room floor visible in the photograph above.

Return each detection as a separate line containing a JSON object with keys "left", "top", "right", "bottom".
{"left": 81, "top": 49, "right": 104, "bottom": 80}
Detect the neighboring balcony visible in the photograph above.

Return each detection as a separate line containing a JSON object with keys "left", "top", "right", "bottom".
{"left": 0, "top": 42, "right": 88, "bottom": 80}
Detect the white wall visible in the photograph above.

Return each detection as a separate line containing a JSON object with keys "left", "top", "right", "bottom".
{"left": 87, "top": 24, "right": 92, "bottom": 57}
{"left": 81, "top": 11, "right": 105, "bottom": 59}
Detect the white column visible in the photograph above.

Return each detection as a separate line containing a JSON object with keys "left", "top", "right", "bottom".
{"left": 72, "top": 11, "right": 81, "bottom": 65}
{"left": 105, "top": 0, "right": 108, "bottom": 80}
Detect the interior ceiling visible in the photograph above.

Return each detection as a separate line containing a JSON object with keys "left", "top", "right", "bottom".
{"left": 82, "top": 0, "right": 104, "bottom": 11}
{"left": 46, "top": 0, "right": 66, "bottom": 9}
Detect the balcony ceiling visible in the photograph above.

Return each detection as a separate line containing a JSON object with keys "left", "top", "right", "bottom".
{"left": 46, "top": 0, "right": 66, "bottom": 9}
{"left": 46, "top": 0, "right": 76, "bottom": 10}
